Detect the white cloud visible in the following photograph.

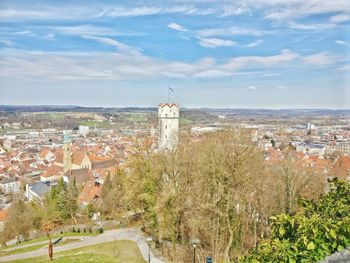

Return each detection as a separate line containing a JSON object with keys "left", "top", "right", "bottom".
{"left": 167, "top": 23, "right": 188, "bottom": 32}
{"left": 337, "top": 64, "right": 350, "bottom": 71}
{"left": 302, "top": 52, "right": 341, "bottom": 66}
{"left": 99, "top": 6, "right": 162, "bottom": 17}
{"left": 335, "top": 40, "right": 350, "bottom": 47}
{"left": 276, "top": 85, "right": 288, "bottom": 89}
{"left": 246, "top": 40, "right": 264, "bottom": 48}
{"left": 197, "top": 26, "right": 267, "bottom": 37}
{"left": 46, "top": 33, "right": 55, "bottom": 41}
{"left": 221, "top": 49, "right": 299, "bottom": 70}
{"left": 247, "top": 85, "right": 257, "bottom": 90}
{"left": 198, "top": 37, "right": 237, "bottom": 48}
{"left": 1, "top": 1, "right": 349, "bottom": 23}
{"left": 330, "top": 13, "right": 350, "bottom": 23}
{"left": 48, "top": 25, "right": 123, "bottom": 37}
{"left": 0, "top": 6, "right": 94, "bottom": 21}
{"left": 262, "top": 0, "right": 350, "bottom": 22}
{"left": 287, "top": 22, "right": 336, "bottom": 30}
{"left": 12, "top": 30, "right": 35, "bottom": 36}
{"left": 0, "top": 46, "right": 341, "bottom": 82}
{"left": 193, "top": 70, "right": 233, "bottom": 78}
{"left": 0, "top": 9, "right": 54, "bottom": 20}
{"left": 221, "top": 5, "right": 250, "bottom": 16}
{"left": 0, "top": 5, "right": 216, "bottom": 21}
{"left": 81, "top": 35, "right": 141, "bottom": 54}
{"left": 0, "top": 39, "right": 14, "bottom": 46}
{"left": 98, "top": 5, "right": 215, "bottom": 17}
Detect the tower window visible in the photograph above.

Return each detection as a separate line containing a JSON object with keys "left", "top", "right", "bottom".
{"left": 165, "top": 125, "right": 167, "bottom": 129}
{"left": 165, "top": 135, "right": 167, "bottom": 139}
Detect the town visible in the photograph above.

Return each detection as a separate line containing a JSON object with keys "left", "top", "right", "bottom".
{"left": 1, "top": 107, "right": 349, "bottom": 211}
{"left": 0, "top": 105, "right": 349, "bottom": 262}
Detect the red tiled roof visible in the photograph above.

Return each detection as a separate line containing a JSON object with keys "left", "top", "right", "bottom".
{"left": 72, "top": 151, "right": 86, "bottom": 165}
{"left": 159, "top": 103, "right": 179, "bottom": 108}
{"left": 78, "top": 180, "right": 102, "bottom": 205}
{"left": 39, "top": 148, "right": 51, "bottom": 159}
{"left": 42, "top": 165, "right": 62, "bottom": 178}
{"left": 55, "top": 150, "right": 88, "bottom": 166}
{"left": 0, "top": 209, "right": 9, "bottom": 222}
{"left": 55, "top": 150, "right": 63, "bottom": 163}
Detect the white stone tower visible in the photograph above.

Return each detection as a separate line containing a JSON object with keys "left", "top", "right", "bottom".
{"left": 158, "top": 103, "right": 179, "bottom": 150}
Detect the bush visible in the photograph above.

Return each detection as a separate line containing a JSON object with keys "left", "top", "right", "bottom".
{"left": 240, "top": 179, "right": 350, "bottom": 263}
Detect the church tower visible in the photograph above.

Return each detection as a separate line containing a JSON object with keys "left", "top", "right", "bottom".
{"left": 63, "top": 132, "right": 72, "bottom": 172}
{"left": 158, "top": 103, "right": 179, "bottom": 150}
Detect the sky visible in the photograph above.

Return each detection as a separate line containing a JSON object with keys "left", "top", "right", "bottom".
{"left": 0, "top": 0, "right": 349, "bottom": 109}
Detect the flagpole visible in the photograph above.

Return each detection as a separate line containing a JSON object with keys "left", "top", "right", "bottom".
{"left": 168, "top": 86, "right": 170, "bottom": 103}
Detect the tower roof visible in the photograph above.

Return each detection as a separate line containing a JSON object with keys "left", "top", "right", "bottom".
{"left": 159, "top": 103, "right": 179, "bottom": 108}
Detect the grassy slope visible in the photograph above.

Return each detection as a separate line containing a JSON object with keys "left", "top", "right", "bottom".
{"left": 2, "top": 232, "right": 98, "bottom": 250}
{"left": 0, "top": 244, "right": 45, "bottom": 257}
{"left": 8, "top": 240, "right": 146, "bottom": 263}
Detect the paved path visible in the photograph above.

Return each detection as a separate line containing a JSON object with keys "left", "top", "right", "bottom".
{"left": 0, "top": 228, "right": 164, "bottom": 263}
{"left": 1, "top": 237, "right": 85, "bottom": 252}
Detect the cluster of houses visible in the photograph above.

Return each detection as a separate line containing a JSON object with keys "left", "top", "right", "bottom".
{"left": 0, "top": 128, "right": 148, "bottom": 228}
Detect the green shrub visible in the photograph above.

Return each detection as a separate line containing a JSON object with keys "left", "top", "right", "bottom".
{"left": 240, "top": 179, "right": 350, "bottom": 263}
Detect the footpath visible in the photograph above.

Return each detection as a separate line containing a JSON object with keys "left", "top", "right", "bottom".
{"left": 0, "top": 227, "right": 164, "bottom": 263}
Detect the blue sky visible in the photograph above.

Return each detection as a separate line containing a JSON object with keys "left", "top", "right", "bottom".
{"left": 0, "top": 0, "right": 349, "bottom": 108}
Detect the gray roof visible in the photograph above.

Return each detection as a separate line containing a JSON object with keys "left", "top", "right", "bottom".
{"left": 29, "top": 181, "right": 52, "bottom": 196}
{"left": 0, "top": 178, "right": 17, "bottom": 184}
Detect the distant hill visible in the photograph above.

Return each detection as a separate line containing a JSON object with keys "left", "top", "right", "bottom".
{"left": 0, "top": 105, "right": 349, "bottom": 117}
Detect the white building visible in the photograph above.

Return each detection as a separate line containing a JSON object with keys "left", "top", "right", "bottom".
{"left": 0, "top": 179, "right": 20, "bottom": 193}
{"left": 79, "top": 125, "right": 89, "bottom": 137}
{"left": 325, "top": 142, "right": 350, "bottom": 156}
{"left": 158, "top": 103, "right": 179, "bottom": 150}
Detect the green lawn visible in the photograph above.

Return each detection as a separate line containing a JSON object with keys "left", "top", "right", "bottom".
{"left": 79, "top": 120, "right": 110, "bottom": 128}
{"left": 55, "top": 238, "right": 81, "bottom": 247}
{"left": 2, "top": 232, "right": 97, "bottom": 250}
{"left": 0, "top": 237, "right": 83, "bottom": 257}
{"left": 8, "top": 241, "right": 146, "bottom": 263}
{"left": 179, "top": 117, "right": 192, "bottom": 126}
{"left": 0, "top": 244, "right": 45, "bottom": 257}
{"left": 128, "top": 114, "right": 147, "bottom": 122}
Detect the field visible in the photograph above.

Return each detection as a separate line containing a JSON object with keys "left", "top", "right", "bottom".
{"left": 7, "top": 240, "right": 146, "bottom": 263}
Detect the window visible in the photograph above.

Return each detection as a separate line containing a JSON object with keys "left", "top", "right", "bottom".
{"left": 165, "top": 114, "right": 168, "bottom": 117}
{"left": 165, "top": 135, "right": 167, "bottom": 139}
{"left": 165, "top": 125, "right": 167, "bottom": 129}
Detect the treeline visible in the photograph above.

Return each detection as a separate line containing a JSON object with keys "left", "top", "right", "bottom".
{"left": 124, "top": 130, "right": 331, "bottom": 262}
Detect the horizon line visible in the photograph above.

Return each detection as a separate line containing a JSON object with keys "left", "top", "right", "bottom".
{"left": 1, "top": 104, "right": 350, "bottom": 111}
